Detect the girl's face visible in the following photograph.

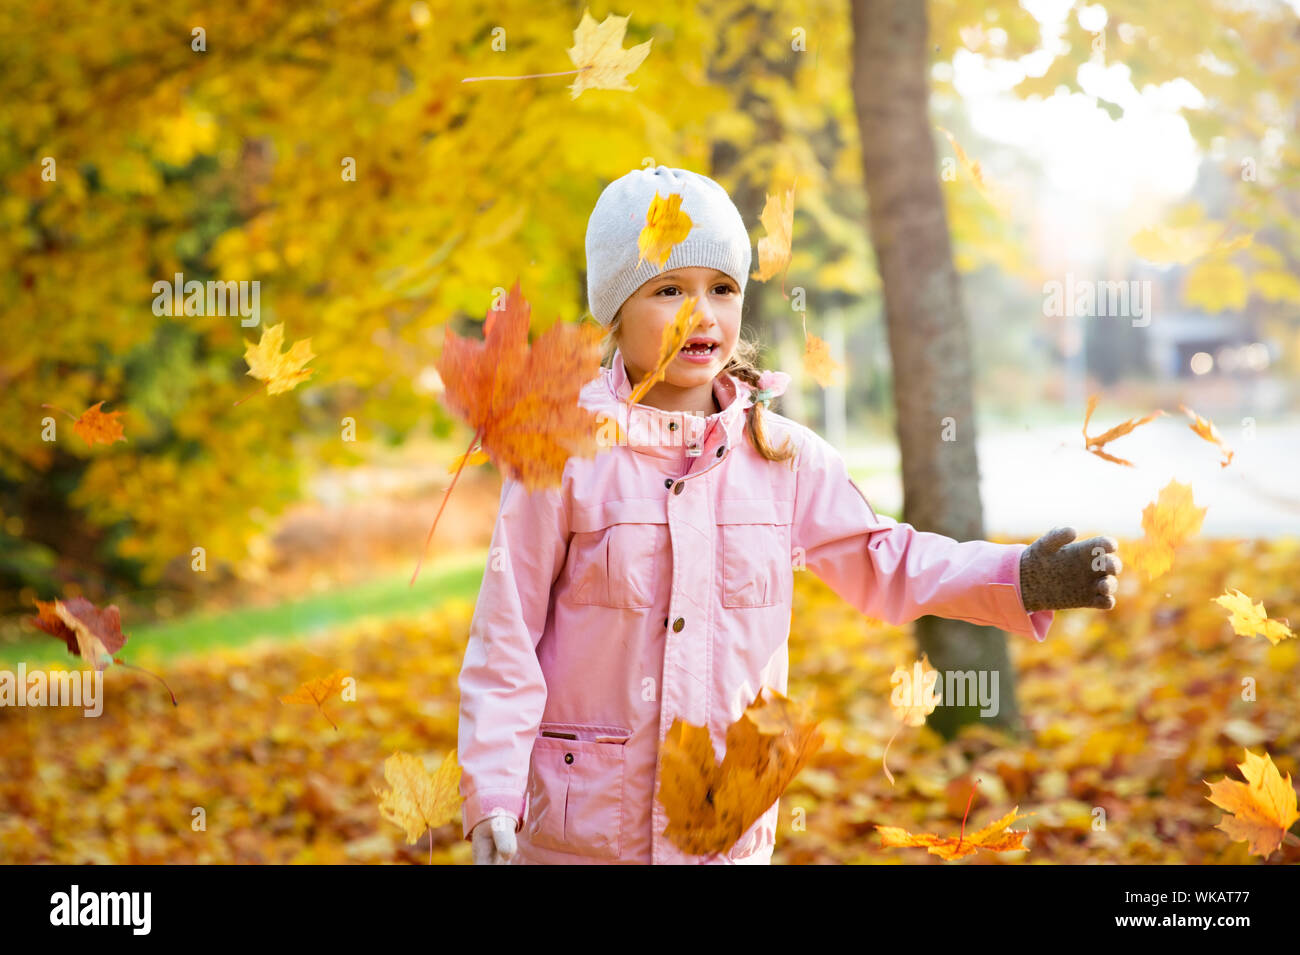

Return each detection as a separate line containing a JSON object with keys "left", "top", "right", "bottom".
{"left": 613, "top": 267, "right": 742, "bottom": 404}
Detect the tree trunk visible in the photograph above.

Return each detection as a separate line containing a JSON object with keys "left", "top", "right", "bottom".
{"left": 849, "top": 0, "right": 1022, "bottom": 739}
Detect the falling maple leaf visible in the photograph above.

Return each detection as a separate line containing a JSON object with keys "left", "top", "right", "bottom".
{"left": 637, "top": 190, "right": 693, "bottom": 269}
{"left": 38, "top": 400, "right": 127, "bottom": 446}
{"left": 802, "top": 332, "right": 844, "bottom": 388}
{"left": 1082, "top": 394, "right": 1166, "bottom": 467}
{"left": 881, "top": 653, "right": 941, "bottom": 785}
{"left": 877, "top": 805, "right": 1034, "bottom": 860}
{"left": 1130, "top": 224, "right": 1253, "bottom": 265}
{"left": 280, "top": 668, "right": 348, "bottom": 731}
{"left": 448, "top": 447, "right": 489, "bottom": 473}
{"left": 1212, "top": 589, "right": 1294, "bottom": 646}
{"left": 935, "top": 126, "right": 1000, "bottom": 210}
{"left": 414, "top": 280, "right": 605, "bottom": 584}
{"left": 27, "top": 597, "right": 177, "bottom": 704}
{"left": 243, "top": 323, "right": 315, "bottom": 396}
{"left": 565, "top": 8, "right": 653, "bottom": 99}
{"left": 1179, "top": 403, "right": 1234, "bottom": 467}
{"left": 625, "top": 294, "right": 704, "bottom": 407}
{"left": 374, "top": 749, "right": 463, "bottom": 865}
{"left": 751, "top": 182, "right": 796, "bottom": 294}
{"left": 658, "top": 686, "right": 824, "bottom": 856}
{"left": 1204, "top": 748, "right": 1299, "bottom": 859}
{"left": 1129, "top": 479, "right": 1206, "bottom": 581}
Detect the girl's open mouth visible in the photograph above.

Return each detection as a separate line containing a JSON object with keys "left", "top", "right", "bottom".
{"left": 679, "top": 341, "right": 718, "bottom": 362}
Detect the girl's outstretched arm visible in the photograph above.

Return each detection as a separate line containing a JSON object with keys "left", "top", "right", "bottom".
{"left": 457, "top": 473, "right": 570, "bottom": 842}
{"left": 790, "top": 428, "right": 1055, "bottom": 642}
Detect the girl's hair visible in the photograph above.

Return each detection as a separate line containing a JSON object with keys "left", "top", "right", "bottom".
{"left": 599, "top": 309, "right": 798, "bottom": 464}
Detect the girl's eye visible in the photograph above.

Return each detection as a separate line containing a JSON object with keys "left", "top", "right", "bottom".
{"left": 656, "top": 284, "right": 735, "bottom": 296}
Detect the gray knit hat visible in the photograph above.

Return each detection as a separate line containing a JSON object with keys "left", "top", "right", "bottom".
{"left": 585, "top": 165, "right": 752, "bottom": 327}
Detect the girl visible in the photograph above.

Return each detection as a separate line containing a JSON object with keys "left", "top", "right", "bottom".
{"left": 458, "top": 165, "right": 1121, "bottom": 865}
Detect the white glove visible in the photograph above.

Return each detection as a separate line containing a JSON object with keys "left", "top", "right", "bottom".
{"left": 470, "top": 807, "right": 519, "bottom": 865}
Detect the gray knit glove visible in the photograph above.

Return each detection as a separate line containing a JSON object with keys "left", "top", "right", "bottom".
{"left": 1018, "top": 526, "right": 1121, "bottom": 612}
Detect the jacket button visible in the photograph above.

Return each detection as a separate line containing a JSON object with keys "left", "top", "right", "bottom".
{"left": 664, "top": 478, "right": 673, "bottom": 488}
{"left": 673, "top": 482, "right": 684, "bottom": 495}
{"left": 663, "top": 617, "right": 668, "bottom": 628}
{"left": 672, "top": 617, "right": 685, "bottom": 632}
{"left": 716, "top": 445, "right": 725, "bottom": 457}
{"left": 668, "top": 421, "right": 678, "bottom": 431}
{"left": 564, "top": 752, "right": 574, "bottom": 764}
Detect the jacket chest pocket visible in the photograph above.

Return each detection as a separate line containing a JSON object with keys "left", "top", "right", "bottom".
{"left": 717, "top": 498, "right": 795, "bottom": 609}
{"left": 526, "top": 721, "right": 630, "bottom": 859}
{"left": 567, "top": 499, "right": 668, "bottom": 610}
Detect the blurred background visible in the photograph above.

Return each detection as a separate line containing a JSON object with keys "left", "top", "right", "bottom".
{"left": 1, "top": 0, "right": 1297, "bottom": 864}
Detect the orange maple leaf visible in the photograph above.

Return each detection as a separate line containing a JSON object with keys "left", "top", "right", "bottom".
{"left": 877, "top": 805, "right": 1034, "bottom": 860}
{"left": 281, "top": 669, "right": 349, "bottom": 731}
{"left": 1179, "top": 403, "right": 1234, "bottom": 468}
{"left": 73, "top": 401, "right": 127, "bottom": 445}
{"left": 414, "top": 280, "right": 604, "bottom": 584}
{"left": 1082, "top": 394, "right": 1166, "bottom": 467}
{"left": 751, "top": 181, "right": 796, "bottom": 295}
{"left": 637, "top": 190, "right": 693, "bottom": 269}
{"left": 1204, "top": 748, "right": 1299, "bottom": 859}
{"left": 802, "top": 332, "right": 844, "bottom": 388}
{"left": 657, "top": 686, "right": 824, "bottom": 856}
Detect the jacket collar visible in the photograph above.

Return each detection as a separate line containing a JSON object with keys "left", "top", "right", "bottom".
{"left": 588, "top": 348, "right": 791, "bottom": 460}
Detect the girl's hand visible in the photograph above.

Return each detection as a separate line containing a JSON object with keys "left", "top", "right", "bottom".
{"left": 470, "top": 808, "right": 518, "bottom": 864}
{"left": 1019, "top": 526, "right": 1121, "bottom": 612}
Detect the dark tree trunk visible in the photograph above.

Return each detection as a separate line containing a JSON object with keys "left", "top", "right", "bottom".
{"left": 849, "top": 0, "right": 1022, "bottom": 739}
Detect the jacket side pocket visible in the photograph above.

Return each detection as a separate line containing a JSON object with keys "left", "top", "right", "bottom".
{"left": 525, "top": 722, "right": 629, "bottom": 859}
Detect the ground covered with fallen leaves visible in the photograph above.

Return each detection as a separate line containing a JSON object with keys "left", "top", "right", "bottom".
{"left": 1, "top": 536, "right": 1295, "bottom": 864}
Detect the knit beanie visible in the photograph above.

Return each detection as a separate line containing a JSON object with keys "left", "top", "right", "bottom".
{"left": 585, "top": 165, "right": 752, "bottom": 327}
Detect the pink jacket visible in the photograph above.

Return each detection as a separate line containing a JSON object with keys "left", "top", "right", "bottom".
{"left": 457, "top": 348, "right": 1054, "bottom": 864}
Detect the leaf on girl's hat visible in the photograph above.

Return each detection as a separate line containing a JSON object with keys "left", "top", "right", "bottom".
{"left": 657, "top": 686, "right": 824, "bottom": 856}
{"left": 1179, "top": 403, "right": 1234, "bottom": 467}
{"left": 243, "top": 323, "right": 316, "bottom": 395}
{"left": 374, "top": 750, "right": 463, "bottom": 856}
{"left": 751, "top": 183, "right": 795, "bottom": 290}
{"left": 802, "top": 332, "right": 843, "bottom": 388}
{"left": 1212, "top": 589, "right": 1294, "bottom": 645}
{"left": 1204, "top": 748, "right": 1299, "bottom": 859}
{"left": 1128, "top": 479, "right": 1206, "bottom": 581}
{"left": 414, "top": 280, "right": 605, "bottom": 583}
{"left": 71, "top": 401, "right": 127, "bottom": 446}
{"left": 877, "top": 806, "right": 1034, "bottom": 860}
{"left": 565, "top": 8, "right": 653, "bottom": 100}
{"left": 1081, "top": 393, "right": 1165, "bottom": 467}
{"left": 637, "top": 190, "right": 693, "bottom": 269}
{"left": 625, "top": 294, "right": 705, "bottom": 407}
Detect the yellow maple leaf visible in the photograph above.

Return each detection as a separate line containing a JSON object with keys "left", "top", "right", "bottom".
{"left": 1204, "top": 748, "right": 1299, "bottom": 858}
{"left": 877, "top": 806, "right": 1034, "bottom": 860}
{"left": 375, "top": 750, "right": 463, "bottom": 860}
{"left": 935, "top": 126, "right": 1000, "bottom": 210}
{"left": 751, "top": 183, "right": 795, "bottom": 287}
{"left": 658, "top": 686, "right": 824, "bottom": 856}
{"left": 1129, "top": 479, "right": 1206, "bottom": 582}
{"left": 625, "top": 294, "right": 704, "bottom": 407}
{"left": 280, "top": 669, "right": 348, "bottom": 730}
{"left": 1212, "top": 589, "right": 1294, "bottom": 646}
{"left": 1129, "top": 223, "right": 1253, "bottom": 265}
{"left": 565, "top": 8, "right": 653, "bottom": 100}
{"left": 637, "top": 190, "right": 693, "bottom": 269}
{"left": 244, "top": 323, "right": 315, "bottom": 395}
{"left": 802, "top": 332, "right": 843, "bottom": 388}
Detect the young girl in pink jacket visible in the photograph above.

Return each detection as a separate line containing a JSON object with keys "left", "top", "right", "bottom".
{"left": 459, "top": 165, "right": 1121, "bottom": 865}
